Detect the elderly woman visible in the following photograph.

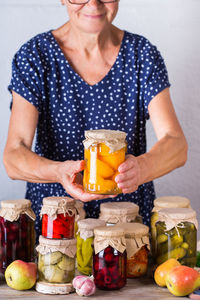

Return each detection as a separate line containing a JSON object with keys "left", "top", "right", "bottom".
{"left": 3, "top": 0, "right": 187, "bottom": 238}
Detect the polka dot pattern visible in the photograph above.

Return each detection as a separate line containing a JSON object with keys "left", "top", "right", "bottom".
{"left": 8, "top": 30, "right": 170, "bottom": 239}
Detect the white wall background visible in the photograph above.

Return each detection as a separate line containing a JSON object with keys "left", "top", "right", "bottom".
{"left": 0, "top": 0, "right": 200, "bottom": 236}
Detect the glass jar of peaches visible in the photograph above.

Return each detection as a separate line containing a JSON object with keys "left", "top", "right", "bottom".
{"left": 116, "top": 223, "right": 150, "bottom": 278}
{"left": 83, "top": 130, "right": 127, "bottom": 194}
{"left": 0, "top": 199, "right": 36, "bottom": 275}
{"left": 76, "top": 218, "right": 106, "bottom": 275}
{"left": 36, "top": 236, "right": 76, "bottom": 283}
{"left": 150, "top": 196, "right": 191, "bottom": 259}
{"left": 93, "top": 226, "right": 127, "bottom": 290}
{"left": 40, "top": 197, "right": 76, "bottom": 239}
{"left": 99, "top": 202, "right": 140, "bottom": 225}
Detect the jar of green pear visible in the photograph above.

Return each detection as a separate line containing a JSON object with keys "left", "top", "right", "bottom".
{"left": 36, "top": 236, "right": 76, "bottom": 283}
{"left": 155, "top": 208, "right": 197, "bottom": 267}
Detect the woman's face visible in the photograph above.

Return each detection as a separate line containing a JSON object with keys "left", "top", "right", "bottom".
{"left": 61, "top": 0, "right": 119, "bottom": 34}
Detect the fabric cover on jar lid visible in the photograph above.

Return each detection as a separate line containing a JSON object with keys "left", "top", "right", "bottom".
{"left": 152, "top": 196, "right": 191, "bottom": 212}
{"left": 0, "top": 199, "right": 36, "bottom": 222}
{"left": 115, "top": 223, "right": 150, "bottom": 258}
{"left": 93, "top": 226, "right": 126, "bottom": 254}
{"left": 99, "top": 202, "right": 139, "bottom": 224}
{"left": 83, "top": 129, "right": 127, "bottom": 153}
{"left": 77, "top": 218, "right": 106, "bottom": 240}
{"left": 157, "top": 207, "right": 198, "bottom": 231}
{"left": 40, "top": 196, "right": 76, "bottom": 221}
{"left": 36, "top": 235, "right": 77, "bottom": 258}
{"left": 75, "top": 200, "right": 86, "bottom": 222}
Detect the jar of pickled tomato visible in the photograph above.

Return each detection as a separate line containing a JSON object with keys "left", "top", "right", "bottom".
{"left": 83, "top": 129, "right": 127, "bottom": 195}
{"left": 99, "top": 202, "right": 140, "bottom": 225}
{"left": 0, "top": 199, "right": 36, "bottom": 275}
{"left": 155, "top": 208, "right": 197, "bottom": 267}
{"left": 116, "top": 223, "right": 150, "bottom": 278}
{"left": 40, "top": 197, "right": 76, "bottom": 239}
{"left": 150, "top": 196, "right": 191, "bottom": 259}
{"left": 93, "top": 226, "right": 127, "bottom": 290}
{"left": 74, "top": 200, "right": 86, "bottom": 236}
{"left": 36, "top": 236, "right": 76, "bottom": 283}
{"left": 76, "top": 218, "right": 106, "bottom": 275}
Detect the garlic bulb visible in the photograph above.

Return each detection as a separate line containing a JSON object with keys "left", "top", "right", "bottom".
{"left": 72, "top": 275, "right": 96, "bottom": 297}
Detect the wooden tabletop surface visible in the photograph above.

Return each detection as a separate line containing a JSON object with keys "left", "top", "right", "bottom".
{"left": 0, "top": 276, "right": 189, "bottom": 300}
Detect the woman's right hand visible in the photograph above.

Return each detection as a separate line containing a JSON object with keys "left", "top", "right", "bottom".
{"left": 57, "top": 160, "right": 116, "bottom": 202}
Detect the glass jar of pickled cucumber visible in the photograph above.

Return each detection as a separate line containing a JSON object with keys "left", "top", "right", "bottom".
{"left": 99, "top": 202, "right": 140, "bottom": 225}
{"left": 116, "top": 223, "right": 150, "bottom": 278}
{"left": 40, "top": 197, "right": 76, "bottom": 239}
{"left": 93, "top": 226, "right": 127, "bottom": 290}
{"left": 36, "top": 236, "right": 76, "bottom": 283}
{"left": 76, "top": 218, "right": 106, "bottom": 275}
{"left": 155, "top": 208, "right": 197, "bottom": 267}
{"left": 74, "top": 200, "right": 86, "bottom": 236}
{"left": 83, "top": 129, "right": 127, "bottom": 195}
{"left": 150, "top": 196, "right": 191, "bottom": 258}
{"left": 0, "top": 199, "right": 36, "bottom": 275}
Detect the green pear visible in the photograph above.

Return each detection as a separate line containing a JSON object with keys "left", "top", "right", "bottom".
{"left": 5, "top": 260, "right": 37, "bottom": 290}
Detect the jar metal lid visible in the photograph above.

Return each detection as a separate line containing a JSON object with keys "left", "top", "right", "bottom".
{"left": 1, "top": 199, "right": 31, "bottom": 209}
{"left": 43, "top": 196, "right": 75, "bottom": 208}
{"left": 115, "top": 222, "right": 149, "bottom": 238}
{"left": 78, "top": 218, "right": 106, "bottom": 231}
{"left": 94, "top": 226, "right": 124, "bottom": 238}
{"left": 154, "top": 196, "right": 190, "bottom": 209}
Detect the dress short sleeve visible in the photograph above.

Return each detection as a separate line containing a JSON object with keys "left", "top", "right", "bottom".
{"left": 139, "top": 38, "right": 171, "bottom": 119}
{"left": 8, "top": 42, "right": 43, "bottom": 112}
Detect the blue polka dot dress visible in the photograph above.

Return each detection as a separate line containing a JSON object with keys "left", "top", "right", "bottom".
{"left": 8, "top": 30, "right": 170, "bottom": 239}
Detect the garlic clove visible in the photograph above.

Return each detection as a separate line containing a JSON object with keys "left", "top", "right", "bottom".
{"left": 72, "top": 275, "right": 88, "bottom": 289}
{"left": 76, "top": 278, "right": 96, "bottom": 297}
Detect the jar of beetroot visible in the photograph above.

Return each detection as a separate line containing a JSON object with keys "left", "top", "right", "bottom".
{"left": 115, "top": 223, "right": 150, "bottom": 278}
{"left": 93, "top": 226, "right": 127, "bottom": 290}
{"left": 0, "top": 199, "right": 36, "bottom": 275}
{"left": 40, "top": 197, "right": 76, "bottom": 239}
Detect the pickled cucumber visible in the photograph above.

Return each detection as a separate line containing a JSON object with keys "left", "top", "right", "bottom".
{"left": 157, "top": 247, "right": 186, "bottom": 265}
{"left": 157, "top": 234, "right": 168, "bottom": 244}
{"left": 157, "top": 234, "right": 183, "bottom": 256}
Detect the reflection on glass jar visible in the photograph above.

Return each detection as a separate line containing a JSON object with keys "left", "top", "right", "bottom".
{"left": 83, "top": 130, "right": 127, "bottom": 195}
{"left": 93, "top": 246, "right": 127, "bottom": 290}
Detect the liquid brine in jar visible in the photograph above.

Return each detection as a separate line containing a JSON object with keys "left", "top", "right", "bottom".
{"left": 0, "top": 199, "right": 36, "bottom": 275}
{"left": 83, "top": 130, "right": 127, "bottom": 195}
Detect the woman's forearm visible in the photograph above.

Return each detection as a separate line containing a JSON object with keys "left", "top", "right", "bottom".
{"left": 3, "top": 142, "right": 60, "bottom": 183}
{"left": 137, "top": 133, "right": 188, "bottom": 185}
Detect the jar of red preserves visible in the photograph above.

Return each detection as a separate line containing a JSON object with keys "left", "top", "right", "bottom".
{"left": 40, "top": 197, "right": 76, "bottom": 239}
{"left": 116, "top": 223, "right": 150, "bottom": 278}
{"left": 93, "top": 226, "right": 127, "bottom": 290}
{"left": 0, "top": 199, "right": 36, "bottom": 275}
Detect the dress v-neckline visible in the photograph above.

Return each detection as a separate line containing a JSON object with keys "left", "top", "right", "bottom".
{"left": 49, "top": 30, "right": 126, "bottom": 88}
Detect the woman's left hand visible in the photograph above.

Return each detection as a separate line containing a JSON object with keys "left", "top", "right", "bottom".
{"left": 114, "top": 154, "right": 142, "bottom": 194}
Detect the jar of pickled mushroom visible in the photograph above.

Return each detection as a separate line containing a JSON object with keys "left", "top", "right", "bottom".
{"left": 116, "top": 223, "right": 150, "bottom": 278}
{"left": 155, "top": 207, "right": 197, "bottom": 267}
{"left": 40, "top": 197, "right": 76, "bottom": 239}
{"left": 76, "top": 218, "right": 106, "bottom": 275}
{"left": 99, "top": 202, "right": 140, "bottom": 225}
{"left": 83, "top": 129, "right": 127, "bottom": 194}
{"left": 36, "top": 236, "right": 76, "bottom": 283}
{"left": 74, "top": 200, "right": 86, "bottom": 236}
{"left": 0, "top": 199, "right": 36, "bottom": 275}
{"left": 93, "top": 226, "right": 127, "bottom": 290}
{"left": 150, "top": 196, "right": 191, "bottom": 258}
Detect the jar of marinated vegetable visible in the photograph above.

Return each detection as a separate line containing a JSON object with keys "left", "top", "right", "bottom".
{"left": 83, "top": 129, "right": 127, "bottom": 195}
{"left": 0, "top": 199, "right": 36, "bottom": 275}
{"left": 155, "top": 208, "right": 197, "bottom": 267}
{"left": 99, "top": 202, "right": 140, "bottom": 225}
{"left": 76, "top": 218, "right": 106, "bottom": 275}
{"left": 93, "top": 226, "right": 127, "bottom": 290}
{"left": 116, "top": 223, "right": 150, "bottom": 278}
{"left": 40, "top": 197, "right": 76, "bottom": 239}
{"left": 74, "top": 200, "right": 86, "bottom": 236}
{"left": 36, "top": 236, "right": 76, "bottom": 283}
{"left": 150, "top": 196, "right": 191, "bottom": 258}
